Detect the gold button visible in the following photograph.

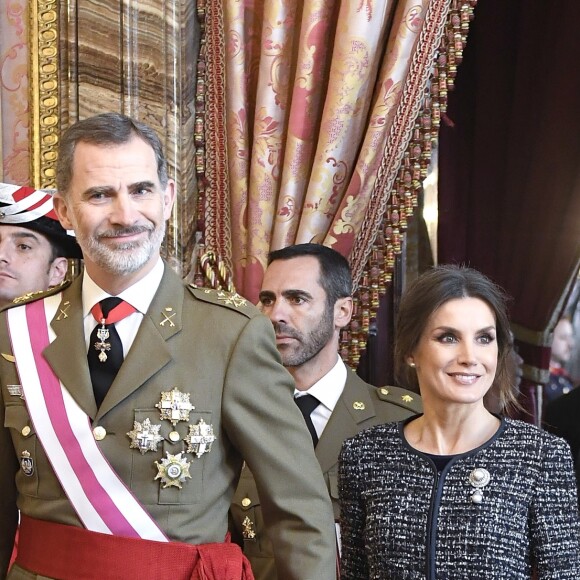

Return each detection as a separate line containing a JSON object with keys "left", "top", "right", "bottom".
{"left": 21, "top": 426, "right": 31, "bottom": 437}
{"left": 93, "top": 426, "right": 107, "bottom": 441}
{"left": 241, "top": 497, "right": 252, "bottom": 508}
{"left": 380, "top": 388, "right": 389, "bottom": 396}
{"left": 169, "top": 430, "right": 180, "bottom": 442}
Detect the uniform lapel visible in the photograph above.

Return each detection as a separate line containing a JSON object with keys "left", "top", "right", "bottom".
{"left": 96, "top": 266, "right": 183, "bottom": 419}
{"left": 43, "top": 276, "right": 98, "bottom": 418}
{"left": 316, "top": 369, "right": 376, "bottom": 474}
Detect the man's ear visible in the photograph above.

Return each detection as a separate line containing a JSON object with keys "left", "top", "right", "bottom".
{"left": 52, "top": 194, "right": 74, "bottom": 231}
{"left": 334, "top": 296, "right": 353, "bottom": 330}
{"left": 48, "top": 257, "right": 69, "bottom": 287}
{"left": 162, "top": 179, "right": 176, "bottom": 220}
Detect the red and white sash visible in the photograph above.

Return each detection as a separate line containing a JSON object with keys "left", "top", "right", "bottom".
{"left": 7, "top": 297, "right": 167, "bottom": 541}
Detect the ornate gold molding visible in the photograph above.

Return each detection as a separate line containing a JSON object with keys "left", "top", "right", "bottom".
{"left": 29, "top": 0, "right": 60, "bottom": 188}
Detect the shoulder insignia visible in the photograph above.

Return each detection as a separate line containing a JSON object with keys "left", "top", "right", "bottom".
{"left": 4, "top": 280, "right": 71, "bottom": 310}
{"left": 376, "top": 385, "right": 423, "bottom": 413}
{"left": 186, "top": 285, "right": 257, "bottom": 318}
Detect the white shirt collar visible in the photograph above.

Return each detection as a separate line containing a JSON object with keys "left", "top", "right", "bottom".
{"left": 82, "top": 258, "right": 165, "bottom": 317}
{"left": 295, "top": 354, "right": 347, "bottom": 414}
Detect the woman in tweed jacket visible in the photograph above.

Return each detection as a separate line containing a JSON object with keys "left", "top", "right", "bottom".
{"left": 339, "top": 266, "right": 580, "bottom": 579}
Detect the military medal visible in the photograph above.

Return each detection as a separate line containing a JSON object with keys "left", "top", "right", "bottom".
{"left": 90, "top": 300, "right": 137, "bottom": 362}
{"left": 94, "top": 324, "right": 111, "bottom": 362}
{"left": 127, "top": 418, "right": 164, "bottom": 454}
{"left": 185, "top": 418, "right": 216, "bottom": 458}
{"left": 20, "top": 450, "right": 34, "bottom": 476}
{"left": 155, "top": 388, "right": 194, "bottom": 426}
{"left": 155, "top": 452, "right": 192, "bottom": 488}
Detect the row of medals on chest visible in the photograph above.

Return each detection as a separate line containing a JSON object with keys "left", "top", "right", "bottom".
{"left": 94, "top": 314, "right": 211, "bottom": 488}
{"left": 124, "top": 388, "right": 216, "bottom": 489}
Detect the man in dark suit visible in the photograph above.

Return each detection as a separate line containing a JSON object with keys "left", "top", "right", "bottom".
{"left": 0, "top": 113, "right": 335, "bottom": 579}
{"left": 544, "top": 388, "right": 580, "bottom": 497}
{"left": 230, "top": 244, "right": 422, "bottom": 579}
{"left": 545, "top": 317, "right": 576, "bottom": 404}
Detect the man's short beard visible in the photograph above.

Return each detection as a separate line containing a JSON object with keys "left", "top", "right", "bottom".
{"left": 78, "top": 223, "right": 165, "bottom": 275}
{"left": 274, "top": 304, "right": 335, "bottom": 368}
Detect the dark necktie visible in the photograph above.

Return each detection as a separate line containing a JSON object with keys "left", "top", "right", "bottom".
{"left": 88, "top": 297, "right": 136, "bottom": 407}
{"left": 294, "top": 394, "right": 320, "bottom": 447}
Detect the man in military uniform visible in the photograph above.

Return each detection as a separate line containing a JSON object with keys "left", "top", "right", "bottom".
{"left": 0, "top": 183, "right": 82, "bottom": 309}
{"left": 0, "top": 184, "right": 82, "bottom": 570}
{"left": 0, "top": 114, "right": 335, "bottom": 579}
{"left": 230, "top": 244, "right": 422, "bottom": 579}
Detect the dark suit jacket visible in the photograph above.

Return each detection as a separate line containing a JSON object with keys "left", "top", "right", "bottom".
{"left": 0, "top": 266, "right": 336, "bottom": 579}
{"left": 230, "top": 368, "right": 422, "bottom": 580}
{"left": 544, "top": 387, "right": 580, "bottom": 492}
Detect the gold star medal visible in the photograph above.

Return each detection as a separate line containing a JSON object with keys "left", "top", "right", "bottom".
{"left": 155, "top": 388, "right": 194, "bottom": 426}
{"left": 127, "top": 418, "right": 164, "bottom": 454}
{"left": 154, "top": 452, "right": 192, "bottom": 489}
{"left": 185, "top": 418, "right": 216, "bottom": 458}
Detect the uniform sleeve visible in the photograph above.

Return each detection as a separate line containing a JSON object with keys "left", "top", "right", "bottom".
{"left": 531, "top": 435, "right": 580, "bottom": 579}
{"left": 0, "top": 365, "right": 20, "bottom": 577}
{"left": 338, "top": 437, "right": 369, "bottom": 580}
{"left": 221, "top": 314, "right": 336, "bottom": 580}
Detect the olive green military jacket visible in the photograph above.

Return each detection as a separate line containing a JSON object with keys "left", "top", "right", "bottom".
{"left": 230, "top": 369, "right": 422, "bottom": 580}
{"left": 0, "top": 266, "right": 336, "bottom": 580}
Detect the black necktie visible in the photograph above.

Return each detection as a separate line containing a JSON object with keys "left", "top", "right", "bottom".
{"left": 294, "top": 394, "right": 320, "bottom": 447}
{"left": 88, "top": 297, "right": 125, "bottom": 407}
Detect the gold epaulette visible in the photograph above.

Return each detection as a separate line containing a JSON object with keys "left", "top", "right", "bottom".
{"left": 2, "top": 280, "right": 71, "bottom": 311}
{"left": 375, "top": 385, "right": 423, "bottom": 413}
{"left": 186, "top": 285, "right": 257, "bottom": 318}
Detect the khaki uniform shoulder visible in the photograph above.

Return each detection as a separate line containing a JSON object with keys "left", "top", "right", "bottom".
{"left": 186, "top": 285, "right": 258, "bottom": 319}
{"left": 1, "top": 280, "right": 71, "bottom": 312}
{"left": 374, "top": 384, "right": 422, "bottom": 414}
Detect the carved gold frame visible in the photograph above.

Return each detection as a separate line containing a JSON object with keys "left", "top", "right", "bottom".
{"left": 29, "top": 0, "right": 60, "bottom": 189}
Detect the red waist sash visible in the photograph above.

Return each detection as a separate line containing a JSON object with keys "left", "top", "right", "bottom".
{"left": 16, "top": 515, "right": 254, "bottom": 580}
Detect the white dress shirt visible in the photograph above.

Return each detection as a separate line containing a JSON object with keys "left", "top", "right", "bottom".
{"left": 83, "top": 258, "right": 165, "bottom": 357}
{"left": 294, "top": 355, "right": 347, "bottom": 440}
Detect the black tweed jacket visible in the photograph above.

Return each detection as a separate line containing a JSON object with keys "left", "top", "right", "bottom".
{"left": 339, "top": 417, "right": 580, "bottom": 579}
